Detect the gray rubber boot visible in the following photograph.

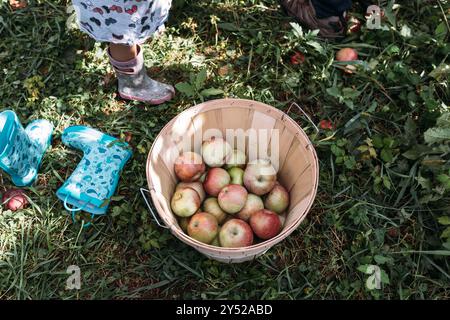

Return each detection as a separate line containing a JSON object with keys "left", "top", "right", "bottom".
{"left": 108, "top": 45, "right": 175, "bottom": 105}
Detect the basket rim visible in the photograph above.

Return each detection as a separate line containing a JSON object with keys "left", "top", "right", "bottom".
{"left": 146, "top": 98, "right": 319, "bottom": 252}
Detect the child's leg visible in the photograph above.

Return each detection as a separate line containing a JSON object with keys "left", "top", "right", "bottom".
{"left": 109, "top": 43, "right": 138, "bottom": 62}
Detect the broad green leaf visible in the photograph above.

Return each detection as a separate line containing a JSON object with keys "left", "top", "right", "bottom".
{"left": 380, "top": 269, "right": 390, "bottom": 285}
{"left": 357, "top": 264, "right": 371, "bottom": 274}
{"left": 374, "top": 255, "right": 391, "bottom": 265}
{"left": 372, "top": 135, "right": 384, "bottom": 148}
{"left": 307, "top": 40, "right": 324, "bottom": 54}
{"left": 195, "top": 69, "right": 207, "bottom": 89}
{"left": 175, "top": 82, "right": 195, "bottom": 97}
{"left": 200, "top": 88, "right": 224, "bottom": 97}
{"left": 435, "top": 21, "right": 448, "bottom": 41}
{"left": 424, "top": 127, "right": 450, "bottom": 144}
{"left": 438, "top": 216, "right": 450, "bottom": 226}
{"left": 441, "top": 227, "right": 450, "bottom": 239}
{"left": 326, "top": 86, "right": 341, "bottom": 99}
{"left": 290, "top": 22, "right": 304, "bottom": 38}
{"left": 381, "top": 148, "right": 394, "bottom": 163}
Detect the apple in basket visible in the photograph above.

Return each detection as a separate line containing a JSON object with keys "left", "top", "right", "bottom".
{"left": 264, "top": 182, "right": 290, "bottom": 214}
{"left": 243, "top": 159, "right": 277, "bottom": 196}
{"left": 174, "top": 151, "right": 205, "bottom": 182}
{"left": 176, "top": 182, "right": 206, "bottom": 202}
{"left": 171, "top": 188, "right": 201, "bottom": 217}
{"left": 201, "top": 137, "right": 232, "bottom": 167}
{"left": 203, "top": 197, "right": 228, "bottom": 224}
{"left": 250, "top": 209, "right": 282, "bottom": 240}
{"left": 218, "top": 184, "right": 248, "bottom": 214}
{"left": 203, "top": 167, "right": 230, "bottom": 196}
{"left": 225, "top": 149, "right": 246, "bottom": 169}
{"left": 2, "top": 189, "right": 29, "bottom": 212}
{"left": 187, "top": 212, "right": 219, "bottom": 244}
{"left": 236, "top": 193, "right": 264, "bottom": 222}
{"left": 228, "top": 167, "right": 244, "bottom": 186}
{"left": 210, "top": 226, "right": 221, "bottom": 246}
{"left": 219, "top": 219, "right": 254, "bottom": 248}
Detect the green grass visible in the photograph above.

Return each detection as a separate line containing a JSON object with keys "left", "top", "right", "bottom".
{"left": 0, "top": 0, "right": 449, "bottom": 299}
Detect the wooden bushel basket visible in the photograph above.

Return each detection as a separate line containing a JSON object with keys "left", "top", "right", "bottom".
{"left": 144, "top": 98, "right": 319, "bottom": 263}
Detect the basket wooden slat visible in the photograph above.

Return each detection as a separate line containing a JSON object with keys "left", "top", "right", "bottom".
{"left": 146, "top": 98, "right": 319, "bottom": 263}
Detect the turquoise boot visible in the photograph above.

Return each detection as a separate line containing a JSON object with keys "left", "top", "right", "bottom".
{"left": 56, "top": 126, "right": 132, "bottom": 226}
{"left": 0, "top": 110, "right": 53, "bottom": 187}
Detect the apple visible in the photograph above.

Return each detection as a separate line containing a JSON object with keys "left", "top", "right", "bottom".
{"left": 178, "top": 217, "right": 190, "bottom": 233}
{"left": 225, "top": 149, "right": 246, "bottom": 169}
{"left": 174, "top": 151, "right": 205, "bottom": 182}
{"left": 250, "top": 209, "right": 281, "bottom": 240}
{"left": 187, "top": 212, "right": 219, "bottom": 244}
{"left": 201, "top": 137, "right": 232, "bottom": 167}
{"left": 264, "top": 183, "right": 290, "bottom": 214}
{"left": 237, "top": 193, "right": 264, "bottom": 222}
{"left": 219, "top": 219, "right": 254, "bottom": 248}
{"left": 1, "top": 189, "right": 28, "bottom": 211}
{"left": 203, "top": 167, "right": 230, "bottom": 196}
{"left": 243, "top": 159, "right": 277, "bottom": 196}
{"left": 171, "top": 188, "right": 201, "bottom": 217}
{"left": 203, "top": 197, "right": 227, "bottom": 224}
{"left": 336, "top": 48, "right": 358, "bottom": 74}
{"left": 176, "top": 182, "right": 206, "bottom": 202}
{"left": 218, "top": 184, "right": 248, "bottom": 214}
{"left": 228, "top": 167, "right": 244, "bottom": 185}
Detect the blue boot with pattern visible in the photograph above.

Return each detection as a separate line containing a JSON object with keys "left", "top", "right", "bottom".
{"left": 0, "top": 110, "right": 53, "bottom": 187}
{"left": 56, "top": 126, "right": 132, "bottom": 225}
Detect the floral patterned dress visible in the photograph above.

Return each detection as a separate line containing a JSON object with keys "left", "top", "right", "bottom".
{"left": 72, "top": 0, "right": 172, "bottom": 45}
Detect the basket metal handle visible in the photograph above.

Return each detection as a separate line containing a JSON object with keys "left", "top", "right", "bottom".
{"left": 286, "top": 102, "right": 319, "bottom": 134}
{"left": 140, "top": 188, "right": 170, "bottom": 229}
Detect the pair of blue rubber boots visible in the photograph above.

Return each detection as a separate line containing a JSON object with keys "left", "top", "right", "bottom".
{"left": 0, "top": 110, "right": 132, "bottom": 225}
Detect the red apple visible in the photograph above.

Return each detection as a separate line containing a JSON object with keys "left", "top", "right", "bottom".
{"left": 243, "top": 159, "right": 277, "bottom": 196}
{"left": 218, "top": 184, "right": 248, "bottom": 214}
{"left": 250, "top": 209, "right": 282, "bottom": 240}
{"left": 2, "top": 189, "right": 28, "bottom": 211}
{"left": 187, "top": 212, "right": 219, "bottom": 244}
{"left": 225, "top": 149, "right": 246, "bottom": 169}
{"left": 264, "top": 183, "right": 290, "bottom": 214}
{"left": 237, "top": 193, "right": 264, "bottom": 222}
{"left": 174, "top": 151, "right": 205, "bottom": 182}
{"left": 203, "top": 167, "right": 230, "bottom": 196}
{"left": 219, "top": 219, "right": 254, "bottom": 248}
{"left": 290, "top": 51, "right": 305, "bottom": 65}
{"left": 176, "top": 182, "right": 206, "bottom": 202}
{"left": 201, "top": 137, "right": 232, "bottom": 167}
{"left": 336, "top": 48, "right": 358, "bottom": 74}
{"left": 203, "top": 197, "right": 227, "bottom": 224}
{"left": 210, "top": 227, "right": 221, "bottom": 246}
{"left": 228, "top": 167, "right": 244, "bottom": 185}
{"left": 171, "top": 188, "right": 201, "bottom": 217}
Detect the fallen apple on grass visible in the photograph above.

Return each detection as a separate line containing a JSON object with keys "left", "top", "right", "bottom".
{"left": 264, "top": 183, "right": 290, "bottom": 214}
{"left": 176, "top": 182, "right": 206, "bottom": 202}
{"left": 225, "top": 149, "right": 246, "bottom": 169}
{"left": 250, "top": 209, "right": 281, "bottom": 240}
{"left": 174, "top": 151, "right": 205, "bottom": 182}
{"left": 236, "top": 193, "right": 264, "bottom": 222}
{"left": 171, "top": 188, "right": 201, "bottom": 217}
{"left": 201, "top": 137, "right": 232, "bottom": 167}
{"left": 228, "top": 167, "right": 244, "bottom": 185}
{"left": 336, "top": 48, "right": 358, "bottom": 74}
{"left": 203, "top": 167, "right": 230, "bottom": 196}
{"left": 219, "top": 219, "right": 254, "bottom": 248}
{"left": 244, "top": 159, "right": 277, "bottom": 196}
{"left": 218, "top": 184, "right": 248, "bottom": 214}
{"left": 203, "top": 197, "right": 227, "bottom": 224}
{"left": 187, "top": 212, "right": 219, "bottom": 244}
{"left": 1, "top": 189, "right": 29, "bottom": 211}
